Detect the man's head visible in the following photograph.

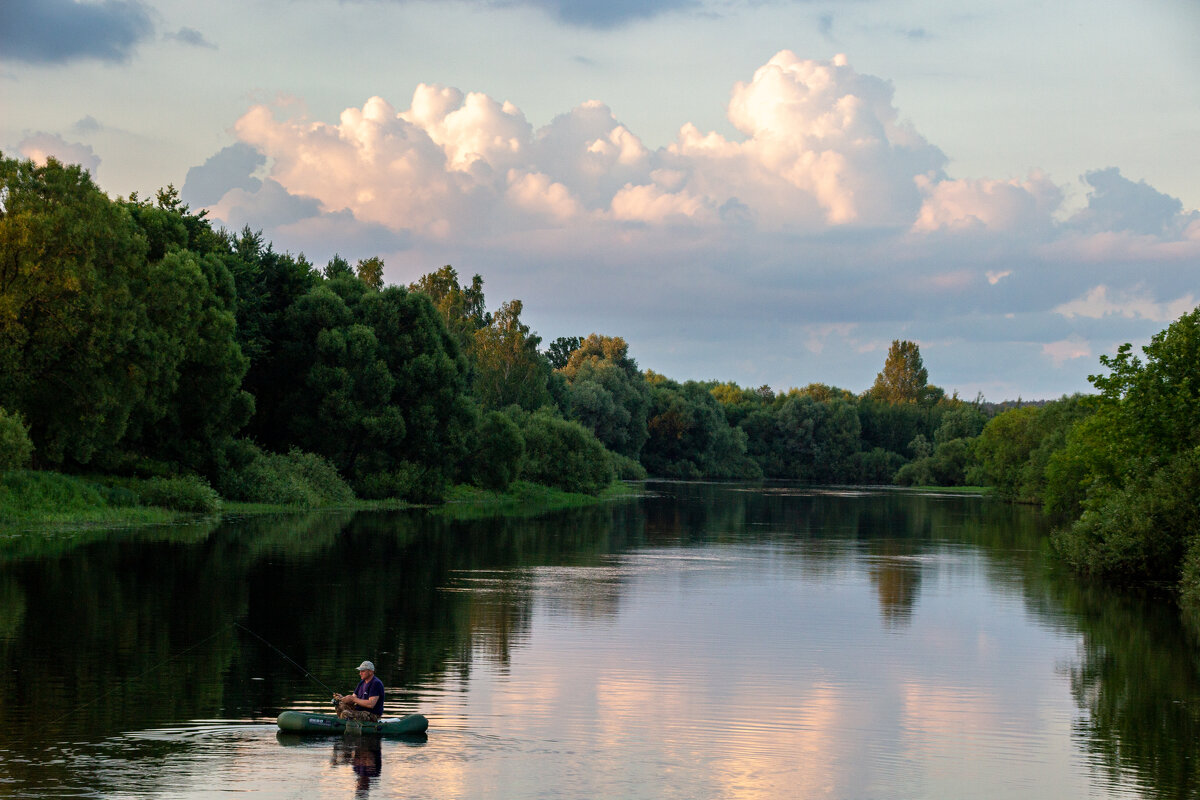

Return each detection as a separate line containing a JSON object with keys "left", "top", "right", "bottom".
{"left": 356, "top": 660, "right": 375, "bottom": 678}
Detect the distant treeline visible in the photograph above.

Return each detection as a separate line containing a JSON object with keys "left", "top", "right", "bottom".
{"left": 1, "top": 154, "right": 1197, "bottom": 604}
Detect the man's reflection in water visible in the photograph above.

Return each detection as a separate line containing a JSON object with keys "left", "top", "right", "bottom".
{"left": 331, "top": 736, "right": 382, "bottom": 796}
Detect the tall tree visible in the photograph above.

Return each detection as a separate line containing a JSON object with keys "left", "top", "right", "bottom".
{"left": 870, "top": 340, "right": 932, "bottom": 404}
{"left": 0, "top": 155, "right": 150, "bottom": 465}
{"left": 472, "top": 300, "right": 553, "bottom": 411}
{"left": 356, "top": 256, "right": 385, "bottom": 291}
{"left": 559, "top": 334, "right": 651, "bottom": 459}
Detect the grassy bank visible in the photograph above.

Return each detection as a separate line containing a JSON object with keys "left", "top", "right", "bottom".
{"left": 0, "top": 469, "right": 643, "bottom": 532}
{"left": 436, "top": 480, "right": 643, "bottom": 520}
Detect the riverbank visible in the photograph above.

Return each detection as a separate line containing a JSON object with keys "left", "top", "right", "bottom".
{"left": 0, "top": 469, "right": 640, "bottom": 532}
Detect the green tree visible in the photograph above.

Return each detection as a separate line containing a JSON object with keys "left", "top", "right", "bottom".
{"left": 409, "top": 265, "right": 488, "bottom": 355}
{"left": 559, "top": 334, "right": 651, "bottom": 459}
{"left": 870, "top": 340, "right": 935, "bottom": 404}
{"left": 0, "top": 155, "right": 152, "bottom": 466}
{"left": 545, "top": 336, "right": 581, "bottom": 370}
{"left": 0, "top": 407, "right": 33, "bottom": 470}
{"left": 356, "top": 256, "right": 385, "bottom": 291}
{"left": 472, "top": 300, "right": 553, "bottom": 411}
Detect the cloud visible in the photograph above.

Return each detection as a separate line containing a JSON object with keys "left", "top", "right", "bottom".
{"left": 913, "top": 172, "right": 1062, "bottom": 234}
{"left": 181, "top": 143, "right": 266, "bottom": 208}
{"left": 0, "top": 0, "right": 154, "bottom": 65}
{"left": 223, "top": 52, "right": 947, "bottom": 239}
{"left": 1069, "top": 167, "right": 1197, "bottom": 238}
{"left": 72, "top": 115, "right": 103, "bottom": 134}
{"left": 1053, "top": 285, "right": 1197, "bottom": 323}
{"left": 1042, "top": 336, "right": 1091, "bottom": 367}
{"left": 165, "top": 26, "right": 216, "bottom": 49}
{"left": 506, "top": 0, "right": 696, "bottom": 28}
{"left": 18, "top": 133, "right": 101, "bottom": 174}
{"left": 185, "top": 52, "right": 1200, "bottom": 398}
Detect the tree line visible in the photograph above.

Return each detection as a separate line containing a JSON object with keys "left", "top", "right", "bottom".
{"left": 1, "top": 154, "right": 1197, "bottom": 603}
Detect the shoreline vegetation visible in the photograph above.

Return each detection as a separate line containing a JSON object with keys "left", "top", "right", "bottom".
{"left": 1, "top": 154, "right": 1197, "bottom": 608}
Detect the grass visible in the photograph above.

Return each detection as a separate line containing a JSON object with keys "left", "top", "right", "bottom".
{"left": 436, "top": 480, "right": 641, "bottom": 520}
{"left": 0, "top": 468, "right": 643, "bottom": 532}
{"left": 896, "top": 485, "right": 993, "bottom": 495}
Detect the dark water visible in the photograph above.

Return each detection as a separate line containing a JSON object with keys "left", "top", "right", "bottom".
{"left": 1, "top": 483, "right": 1199, "bottom": 799}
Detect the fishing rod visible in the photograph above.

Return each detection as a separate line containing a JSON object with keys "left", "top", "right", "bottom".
{"left": 234, "top": 623, "right": 337, "bottom": 697}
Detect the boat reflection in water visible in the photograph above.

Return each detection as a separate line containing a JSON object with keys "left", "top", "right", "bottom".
{"left": 333, "top": 735, "right": 382, "bottom": 796}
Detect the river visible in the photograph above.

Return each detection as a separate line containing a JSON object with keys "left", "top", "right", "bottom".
{"left": 1, "top": 482, "right": 1197, "bottom": 798}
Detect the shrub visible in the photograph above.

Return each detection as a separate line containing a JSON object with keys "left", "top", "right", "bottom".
{"left": 509, "top": 408, "right": 613, "bottom": 495}
{"left": 0, "top": 408, "right": 33, "bottom": 471}
{"left": 218, "top": 441, "right": 354, "bottom": 506}
{"left": 136, "top": 475, "right": 222, "bottom": 514}
{"left": 0, "top": 470, "right": 108, "bottom": 514}
{"left": 469, "top": 411, "right": 525, "bottom": 491}
{"left": 609, "top": 450, "right": 648, "bottom": 480}
{"left": 355, "top": 461, "right": 445, "bottom": 503}
{"left": 1053, "top": 448, "right": 1200, "bottom": 585}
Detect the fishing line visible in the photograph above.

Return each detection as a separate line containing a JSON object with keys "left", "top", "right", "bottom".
{"left": 233, "top": 622, "right": 337, "bottom": 697}
{"left": 40, "top": 621, "right": 239, "bottom": 729}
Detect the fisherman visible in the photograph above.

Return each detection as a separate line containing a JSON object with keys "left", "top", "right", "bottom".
{"left": 333, "top": 660, "right": 384, "bottom": 723}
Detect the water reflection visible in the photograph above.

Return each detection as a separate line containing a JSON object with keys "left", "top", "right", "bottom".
{"left": 0, "top": 484, "right": 1197, "bottom": 798}
{"left": 332, "top": 735, "right": 382, "bottom": 796}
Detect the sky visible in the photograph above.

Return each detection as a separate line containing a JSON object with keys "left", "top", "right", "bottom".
{"left": 3, "top": 0, "right": 1199, "bottom": 401}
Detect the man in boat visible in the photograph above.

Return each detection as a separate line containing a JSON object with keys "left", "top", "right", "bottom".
{"left": 333, "top": 660, "right": 384, "bottom": 723}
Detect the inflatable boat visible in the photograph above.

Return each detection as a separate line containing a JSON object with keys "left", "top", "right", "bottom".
{"left": 277, "top": 710, "right": 429, "bottom": 736}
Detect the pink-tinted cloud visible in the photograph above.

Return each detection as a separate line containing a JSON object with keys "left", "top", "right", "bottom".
{"left": 18, "top": 133, "right": 100, "bottom": 174}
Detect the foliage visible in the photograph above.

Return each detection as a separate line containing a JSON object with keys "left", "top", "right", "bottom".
{"left": 217, "top": 441, "right": 355, "bottom": 506}
{"left": 409, "top": 265, "right": 488, "bottom": 355}
{"left": 545, "top": 335, "right": 581, "bottom": 369}
{"left": 132, "top": 474, "right": 223, "bottom": 514}
{"left": 506, "top": 408, "right": 613, "bottom": 495}
{"left": 560, "top": 335, "right": 651, "bottom": 459}
{"left": 0, "top": 407, "right": 33, "bottom": 471}
{"left": 869, "top": 340, "right": 939, "bottom": 404}
{"left": 356, "top": 256, "right": 385, "bottom": 290}
{"left": 1050, "top": 309, "right": 1200, "bottom": 588}
{"left": 894, "top": 438, "right": 973, "bottom": 487}
{"left": 642, "top": 377, "right": 759, "bottom": 479}
{"left": 472, "top": 300, "right": 553, "bottom": 411}
{"left": 1053, "top": 448, "right": 1200, "bottom": 586}
{"left": 968, "top": 396, "right": 1094, "bottom": 504}
{"left": 468, "top": 411, "right": 525, "bottom": 492}
{"left": 0, "top": 156, "right": 152, "bottom": 465}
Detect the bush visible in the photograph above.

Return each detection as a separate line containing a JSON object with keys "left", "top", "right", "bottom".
{"left": 849, "top": 448, "right": 906, "bottom": 484}
{"left": 0, "top": 470, "right": 108, "bottom": 514}
{"left": 0, "top": 408, "right": 33, "bottom": 471}
{"left": 218, "top": 441, "right": 355, "bottom": 506}
{"left": 355, "top": 461, "right": 445, "bottom": 503}
{"left": 1053, "top": 448, "right": 1200, "bottom": 586}
{"left": 469, "top": 411, "right": 525, "bottom": 491}
{"left": 136, "top": 475, "right": 222, "bottom": 514}
{"left": 609, "top": 450, "right": 648, "bottom": 480}
{"left": 509, "top": 408, "right": 614, "bottom": 495}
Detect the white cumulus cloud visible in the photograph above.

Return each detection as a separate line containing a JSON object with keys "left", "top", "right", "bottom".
{"left": 1054, "top": 285, "right": 1197, "bottom": 323}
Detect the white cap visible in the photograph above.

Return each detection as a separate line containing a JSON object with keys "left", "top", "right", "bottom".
{"left": 356, "top": 661, "right": 375, "bottom": 671}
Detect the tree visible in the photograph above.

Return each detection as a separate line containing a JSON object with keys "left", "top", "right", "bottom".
{"left": 409, "top": 265, "right": 488, "bottom": 355}
{"left": 0, "top": 156, "right": 152, "bottom": 466}
{"left": 870, "top": 340, "right": 932, "bottom": 404}
{"left": 356, "top": 256, "right": 385, "bottom": 290}
{"left": 545, "top": 336, "right": 581, "bottom": 369}
{"left": 324, "top": 254, "right": 354, "bottom": 280}
{"left": 559, "top": 334, "right": 651, "bottom": 459}
{"left": 472, "top": 300, "right": 553, "bottom": 411}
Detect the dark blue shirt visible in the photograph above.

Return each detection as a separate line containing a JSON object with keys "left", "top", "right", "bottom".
{"left": 354, "top": 676, "right": 384, "bottom": 717}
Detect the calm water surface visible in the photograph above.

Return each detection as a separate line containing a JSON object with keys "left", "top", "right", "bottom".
{"left": 1, "top": 483, "right": 1198, "bottom": 799}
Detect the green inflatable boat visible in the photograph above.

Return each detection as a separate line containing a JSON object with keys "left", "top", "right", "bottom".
{"left": 277, "top": 710, "right": 429, "bottom": 736}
